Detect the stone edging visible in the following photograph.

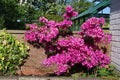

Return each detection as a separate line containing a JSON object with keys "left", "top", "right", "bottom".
{"left": 0, "top": 76, "right": 101, "bottom": 80}
{"left": 0, "top": 30, "right": 80, "bottom": 34}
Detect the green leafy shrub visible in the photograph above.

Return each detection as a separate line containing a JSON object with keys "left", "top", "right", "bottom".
{"left": 97, "top": 65, "right": 120, "bottom": 80}
{"left": 71, "top": 64, "right": 120, "bottom": 79}
{"left": 0, "top": 30, "right": 29, "bottom": 75}
{"left": 97, "top": 64, "right": 119, "bottom": 77}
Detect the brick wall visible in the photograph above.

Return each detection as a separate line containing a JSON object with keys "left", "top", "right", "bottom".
{"left": 110, "top": 0, "right": 120, "bottom": 71}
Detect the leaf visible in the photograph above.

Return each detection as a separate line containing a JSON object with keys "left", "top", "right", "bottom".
{"left": 82, "top": 73, "right": 87, "bottom": 77}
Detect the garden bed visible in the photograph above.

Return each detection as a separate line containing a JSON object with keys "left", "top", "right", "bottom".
{"left": 3, "top": 30, "right": 110, "bottom": 76}
{"left": 5, "top": 30, "right": 54, "bottom": 76}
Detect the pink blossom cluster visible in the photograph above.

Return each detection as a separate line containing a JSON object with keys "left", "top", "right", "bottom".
{"left": 38, "top": 26, "right": 59, "bottom": 42}
{"left": 25, "top": 23, "right": 38, "bottom": 42}
{"left": 43, "top": 36, "right": 110, "bottom": 75}
{"left": 25, "top": 5, "right": 111, "bottom": 75}
{"left": 80, "top": 17, "right": 111, "bottom": 43}
{"left": 58, "top": 5, "right": 78, "bottom": 30}
{"left": 39, "top": 17, "right": 48, "bottom": 24}
{"left": 59, "top": 19, "right": 73, "bottom": 30}
{"left": 25, "top": 18, "right": 59, "bottom": 43}
{"left": 42, "top": 16, "right": 111, "bottom": 75}
{"left": 63, "top": 5, "right": 78, "bottom": 19}
{"left": 25, "top": 6, "right": 77, "bottom": 42}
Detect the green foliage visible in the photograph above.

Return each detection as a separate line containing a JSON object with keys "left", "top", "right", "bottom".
{"left": 97, "top": 64, "right": 119, "bottom": 77}
{"left": 30, "top": 0, "right": 63, "bottom": 15}
{"left": 27, "top": 14, "right": 63, "bottom": 28}
{"left": 71, "top": 0, "right": 93, "bottom": 13}
{"left": 0, "top": 16, "right": 5, "bottom": 29}
{"left": 102, "top": 23, "right": 109, "bottom": 28}
{"left": 71, "top": 64, "right": 120, "bottom": 79}
{"left": 35, "top": 0, "right": 92, "bottom": 15}
{"left": 0, "top": 0, "right": 92, "bottom": 29}
{"left": 0, "top": 30, "right": 29, "bottom": 75}
{"left": 24, "top": 0, "right": 92, "bottom": 24}
{"left": 0, "top": 0, "right": 24, "bottom": 29}
{"left": 44, "top": 14, "right": 63, "bottom": 22}
{"left": 97, "top": 68, "right": 109, "bottom": 76}
{"left": 45, "top": 2, "right": 65, "bottom": 15}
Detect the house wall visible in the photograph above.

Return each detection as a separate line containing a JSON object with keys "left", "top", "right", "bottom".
{"left": 110, "top": 0, "right": 120, "bottom": 71}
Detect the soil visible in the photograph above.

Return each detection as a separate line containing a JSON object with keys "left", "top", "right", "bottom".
{"left": 12, "top": 33, "right": 55, "bottom": 76}
{"left": 10, "top": 31, "right": 110, "bottom": 76}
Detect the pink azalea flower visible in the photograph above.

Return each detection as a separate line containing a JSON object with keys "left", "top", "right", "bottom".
{"left": 66, "top": 5, "right": 73, "bottom": 13}
{"left": 39, "top": 17, "right": 48, "bottom": 23}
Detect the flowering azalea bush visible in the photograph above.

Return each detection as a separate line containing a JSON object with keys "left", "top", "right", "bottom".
{"left": 25, "top": 5, "right": 111, "bottom": 75}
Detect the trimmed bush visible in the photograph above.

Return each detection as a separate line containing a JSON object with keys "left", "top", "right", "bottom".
{"left": 0, "top": 30, "right": 29, "bottom": 75}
